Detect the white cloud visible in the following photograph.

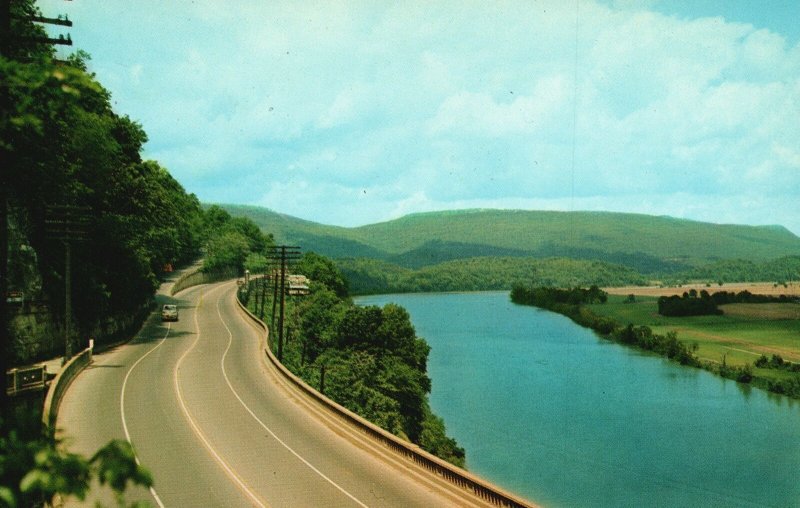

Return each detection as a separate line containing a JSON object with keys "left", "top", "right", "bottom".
{"left": 40, "top": 0, "right": 800, "bottom": 235}
{"left": 428, "top": 75, "right": 569, "bottom": 138}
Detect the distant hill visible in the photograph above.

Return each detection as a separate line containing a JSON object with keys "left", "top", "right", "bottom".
{"left": 218, "top": 204, "right": 382, "bottom": 258}
{"left": 220, "top": 205, "right": 800, "bottom": 275}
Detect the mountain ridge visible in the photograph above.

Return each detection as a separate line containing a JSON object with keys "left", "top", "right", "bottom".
{"left": 218, "top": 204, "right": 800, "bottom": 275}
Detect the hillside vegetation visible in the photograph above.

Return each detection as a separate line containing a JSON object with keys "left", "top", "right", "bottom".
{"left": 336, "top": 257, "right": 648, "bottom": 295}
{"left": 222, "top": 206, "right": 800, "bottom": 268}
{"left": 240, "top": 253, "right": 466, "bottom": 466}
{"left": 222, "top": 205, "right": 800, "bottom": 294}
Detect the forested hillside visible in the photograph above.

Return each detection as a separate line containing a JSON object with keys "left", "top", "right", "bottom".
{"left": 1, "top": 2, "right": 212, "bottom": 503}
{"left": 222, "top": 205, "right": 800, "bottom": 294}
{"left": 1, "top": 15, "right": 268, "bottom": 367}
{"left": 223, "top": 206, "right": 800, "bottom": 270}
{"left": 2, "top": 44, "right": 199, "bottom": 365}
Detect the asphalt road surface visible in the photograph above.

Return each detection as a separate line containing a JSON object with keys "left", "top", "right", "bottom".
{"left": 57, "top": 280, "right": 496, "bottom": 507}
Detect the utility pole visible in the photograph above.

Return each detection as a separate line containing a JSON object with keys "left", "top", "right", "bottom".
{"left": 259, "top": 273, "right": 268, "bottom": 319}
{"left": 1, "top": 0, "right": 72, "bottom": 406}
{"left": 265, "top": 246, "right": 300, "bottom": 362}
{"left": 45, "top": 205, "right": 89, "bottom": 362}
{"left": 270, "top": 267, "right": 278, "bottom": 330}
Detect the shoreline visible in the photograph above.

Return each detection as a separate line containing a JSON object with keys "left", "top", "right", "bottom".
{"left": 511, "top": 287, "right": 800, "bottom": 399}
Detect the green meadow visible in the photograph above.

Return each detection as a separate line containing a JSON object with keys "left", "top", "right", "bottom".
{"left": 588, "top": 296, "right": 800, "bottom": 379}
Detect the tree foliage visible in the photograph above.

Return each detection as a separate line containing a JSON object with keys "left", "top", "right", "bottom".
{"left": 1, "top": 410, "right": 151, "bottom": 508}
{"left": 654, "top": 289, "right": 798, "bottom": 318}
{"left": 680, "top": 256, "right": 800, "bottom": 284}
{"left": 1, "top": 5, "right": 257, "bottom": 504}
{"left": 3, "top": 10, "right": 209, "bottom": 361}
{"left": 295, "top": 252, "right": 348, "bottom": 298}
{"left": 510, "top": 285, "right": 608, "bottom": 307}
{"left": 244, "top": 255, "right": 465, "bottom": 466}
{"left": 338, "top": 256, "right": 647, "bottom": 295}
{"left": 201, "top": 205, "right": 273, "bottom": 274}
{"left": 657, "top": 292, "right": 722, "bottom": 317}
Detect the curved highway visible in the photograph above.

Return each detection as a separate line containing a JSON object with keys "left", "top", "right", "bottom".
{"left": 57, "top": 280, "right": 502, "bottom": 507}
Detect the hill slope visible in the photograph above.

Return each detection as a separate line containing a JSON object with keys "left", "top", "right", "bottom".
{"left": 218, "top": 204, "right": 382, "bottom": 258}
{"left": 220, "top": 205, "right": 800, "bottom": 274}
{"left": 354, "top": 210, "right": 800, "bottom": 265}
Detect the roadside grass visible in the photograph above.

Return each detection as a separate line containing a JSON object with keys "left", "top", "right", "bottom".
{"left": 587, "top": 296, "right": 800, "bottom": 380}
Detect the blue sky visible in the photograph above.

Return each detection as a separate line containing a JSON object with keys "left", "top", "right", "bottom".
{"left": 39, "top": 1, "right": 800, "bottom": 234}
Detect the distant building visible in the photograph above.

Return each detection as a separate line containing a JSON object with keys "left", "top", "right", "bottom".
{"left": 287, "top": 274, "right": 310, "bottom": 296}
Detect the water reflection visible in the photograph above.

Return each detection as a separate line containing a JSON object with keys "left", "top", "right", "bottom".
{"left": 733, "top": 380, "right": 751, "bottom": 399}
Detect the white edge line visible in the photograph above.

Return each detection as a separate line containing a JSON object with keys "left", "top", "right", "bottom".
{"left": 120, "top": 321, "right": 169, "bottom": 508}
{"left": 174, "top": 287, "right": 268, "bottom": 508}
{"left": 215, "top": 286, "right": 370, "bottom": 508}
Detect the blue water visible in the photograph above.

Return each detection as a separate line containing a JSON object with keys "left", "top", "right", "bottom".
{"left": 356, "top": 292, "right": 800, "bottom": 508}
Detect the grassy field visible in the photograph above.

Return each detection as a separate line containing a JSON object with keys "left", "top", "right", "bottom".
{"left": 605, "top": 282, "right": 800, "bottom": 297}
{"left": 587, "top": 296, "right": 800, "bottom": 379}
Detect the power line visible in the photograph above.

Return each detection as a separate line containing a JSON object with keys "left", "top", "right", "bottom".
{"left": 1, "top": 0, "right": 75, "bottom": 404}
{"left": 45, "top": 205, "right": 91, "bottom": 362}
{"left": 265, "top": 246, "right": 301, "bottom": 362}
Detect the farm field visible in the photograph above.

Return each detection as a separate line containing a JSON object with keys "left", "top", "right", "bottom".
{"left": 587, "top": 296, "right": 800, "bottom": 379}
{"left": 605, "top": 282, "right": 800, "bottom": 297}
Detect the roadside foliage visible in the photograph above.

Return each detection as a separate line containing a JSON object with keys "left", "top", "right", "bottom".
{"left": 242, "top": 253, "right": 466, "bottom": 467}
{"left": 2, "top": 2, "right": 264, "bottom": 504}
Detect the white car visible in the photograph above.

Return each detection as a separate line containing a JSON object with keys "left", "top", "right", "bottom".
{"left": 161, "top": 304, "right": 179, "bottom": 321}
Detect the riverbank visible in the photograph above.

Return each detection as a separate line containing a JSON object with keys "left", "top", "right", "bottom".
{"left": 358, "top": 291, "right": 800, "bottom": 507}
{"left": 512, "top": 286, "right": 800, "bottom": 399}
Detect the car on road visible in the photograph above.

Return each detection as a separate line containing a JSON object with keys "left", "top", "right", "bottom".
{"left": 161, "top": 304, "right": 179, "bottom": 321}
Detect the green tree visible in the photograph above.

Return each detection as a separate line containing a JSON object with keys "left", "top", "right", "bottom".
{"left": 244, "top": 252, "right": 269, "bottom": 274}
{"left": 204, "top": 230, "right": 250, "bottom": 273}
{"left": 201, "top": 206, "right": 272, "bottom": 274}
{"left": 296, "top": 285, "right": 343, "bottom": 363}
{"left": 377, "top": 356, "right": 430, "bottom": 441}
{"left": 419, "top": 407, "right": 466, "bottom": 468}
{"left": 296, "top": 252, "right": 349, "bottom": 298}
{"left": 335, "top": 306, "right": 383, "bottom": 349}
{"left": 1, "top": 410, "right": 151, "bottom": 507}
{"left": 376, "top": 304, "right": 429, "bottom": 370}
{"left": 2, "top": 5, "right": 205, "bottom": 503}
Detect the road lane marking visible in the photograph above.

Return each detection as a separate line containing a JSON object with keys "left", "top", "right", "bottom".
{"left": 175, "top": 287, "right": 269, "bottom": 508}
{"left": 215, "top": 287, "right": 370, "bottom": 508}
{"left": 228, "top": 287, "right": 495, "bottom": 508}
{"left": 120, "top": 323, "right": 169, "bottom": 508}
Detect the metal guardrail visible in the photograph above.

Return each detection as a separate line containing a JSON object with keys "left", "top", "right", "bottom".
{"left": 235, "top": 291, "right": 535, "bottom": 508}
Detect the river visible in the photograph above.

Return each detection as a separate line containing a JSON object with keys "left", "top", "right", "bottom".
{"left": 355, "top": 292, "right": 800, "bottom": 507}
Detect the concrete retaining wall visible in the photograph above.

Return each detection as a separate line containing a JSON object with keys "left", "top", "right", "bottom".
{"left": 42, "top": 347, "right": 92, "bottom": 429}
{"left": 171, "top": 266, "right": 239, "bottom": 296}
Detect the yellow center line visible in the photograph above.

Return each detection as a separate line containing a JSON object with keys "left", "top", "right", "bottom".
{"left": 174, "top": 285, "right": 269, "bottom": 508}
{"left": 215, "top": 284, "right": 369, "bottom": 508}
